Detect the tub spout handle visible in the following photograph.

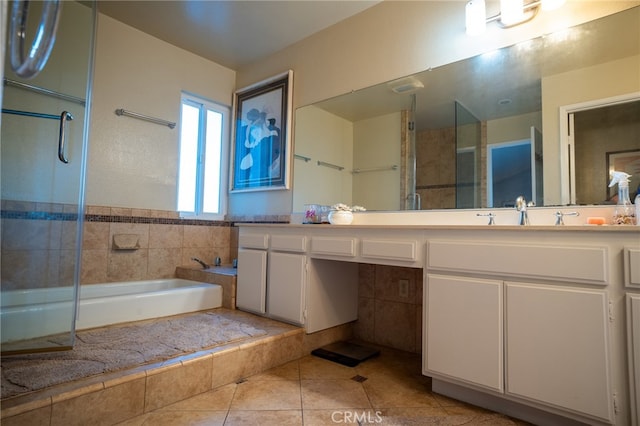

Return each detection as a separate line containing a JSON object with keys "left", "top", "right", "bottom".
{"left": 191, "top": 257, "right": 209, "bottom": 269}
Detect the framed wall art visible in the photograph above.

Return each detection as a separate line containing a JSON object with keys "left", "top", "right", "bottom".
{"left": 230, "top": 70, "right": 293, "bottom": 192}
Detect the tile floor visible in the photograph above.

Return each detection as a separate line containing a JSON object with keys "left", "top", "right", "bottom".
{"left": 117, "top": 346, "right": 529, "bottom": 426}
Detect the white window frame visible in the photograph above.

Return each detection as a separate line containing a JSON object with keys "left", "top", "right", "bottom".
{"left": 177, "top": 92, "right": 230, "bottom": 220}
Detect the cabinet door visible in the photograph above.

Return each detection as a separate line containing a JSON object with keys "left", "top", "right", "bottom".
{"left": 628, "top": 294, "right": 640, "bottom": 425}
{"left": 268, "top": 252, "right": 306, "bottom": 325}
{"left": 506, "top": 283, "right": 612, "bottom": 422}
{"left": 425, "top": 274, "right": 504, "bottom": 392}
{"left": 236, "top": 248, "right": 267, "bottom": 315}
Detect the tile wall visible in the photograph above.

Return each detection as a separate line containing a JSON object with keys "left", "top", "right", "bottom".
{"left": 81, "top": 206, "right": 236, "bottom": 285}
{"left": 1, "top": 201, "right": 238, "bottom": 290}
{"left": 1, "top": 200, "right": 79, "bottom": 291}
{"left": 416, "top": 127, "right": 457, "bottom": 209}
{"left": 354, "top": 264, "right": 423, "bottom": 354}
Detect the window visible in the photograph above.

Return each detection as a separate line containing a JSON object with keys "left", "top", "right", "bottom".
{"left": 177, "top": 93, "right": 229, "bottom": 219}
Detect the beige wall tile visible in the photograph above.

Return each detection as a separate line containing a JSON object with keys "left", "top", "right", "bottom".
{"left": 2, "top": 219, "right": 62, "bottom": 250}
{"left": 85, "top": 205, "right": 111, "bottom": 215}
{"left": 110, "top": 207, "right": 132, "bottom": 217}
{"left": 1, "top": 250, "right": 60, "bottom": 290}
{"left": 107, "top": 250, "right": 149, "bottom": 282}
{"left": 147, "top": 248, "right": 183, "bottom": 279}
{"left": 354, "top": 297, "right": 375, "bottom": 343}
{"left": 183, "top": 225, "right": 214, "bottom": 248}
{"left": 81, "top": 249, "right": 108, "bottom": 284}
{"left": 374, "top": 300, "right": 416, "bottom": 353}
{"left": 60, "top": 221, "right": 78, "bottom": 250}
{"left": 50, "top": 378, "right": 145, "bottom": 426}
{"left": 149, "top": 224, "right": 183, "bottom": 249}
{"left": 1, "top": 405, "right": 51, "bottom": 426}
{"left": 211, "top": 348, "right": 248, "bottom": 389}
{"left": 59, "top": 249, "right": 79, "bottom": 285}
{"left": 145, "top": 357, "right": 212, "bottom": 412}
{"left": 358, "top": 263, "right": 375, "bottom": 298}
{"left": 82, "top": 222, "right": 110, "bottom": 250}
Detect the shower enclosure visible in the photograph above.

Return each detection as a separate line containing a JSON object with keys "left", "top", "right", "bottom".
{"left": 455, "top": 101, "right": 482, "bottom": 209}
{"left": 1, "top": 1, "right": 95, "bottom": 353}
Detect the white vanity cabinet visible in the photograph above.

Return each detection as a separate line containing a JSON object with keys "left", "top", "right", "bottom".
{"left": 236, "top": 233, "right": 269, "bottom": 315}
{"left": 236, "top": 227, "right": 360, "bottom": 331}
{"left": 425, "top": 238, "right": 614, "bottom": 424}
{"left": 237, "top": 231, "right": 307, "bottom": 326}
{"left": 267, "top": 235, "right": 308, "bottom": 325}
{"left": 426, "top": 274, "right": 504, "bottom": 392}
{"left": 506, "top": 283, "right": 611, "bottom": 421}
{"left": 628, "top": 294, "right": 640, "bottom": 425}
{"left": 626, "top": 246, "right": 640, "bottom": 425}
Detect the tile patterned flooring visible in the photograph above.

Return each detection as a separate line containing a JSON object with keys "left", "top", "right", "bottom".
{"left": 117, "top": 346, "right": 529, "bottom": 426}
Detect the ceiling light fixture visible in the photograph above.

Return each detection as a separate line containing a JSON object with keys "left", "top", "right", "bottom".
{"left": 465, "top": 0, "right": 565, "bottom": 36}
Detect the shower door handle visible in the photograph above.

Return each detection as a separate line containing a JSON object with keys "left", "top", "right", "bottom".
{"left": 58, "top": 111, "right": 73, "bottom": 164}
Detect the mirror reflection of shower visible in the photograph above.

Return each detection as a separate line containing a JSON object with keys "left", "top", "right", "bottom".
{"left": 405, "top": 94, "right": 420, "bottom": 210}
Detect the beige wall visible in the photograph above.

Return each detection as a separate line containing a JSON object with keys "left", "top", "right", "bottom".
{"left": 353, "top": 112, "right": 402, "bottom": 211}
{"left": 542, "top": 54, "right": 640, "bottom": 205}
{"left": 292, "top": 105, "right": 353, "bottom": 211}
{"left": 233, "top": 1, "right": 638, "bottom": 216}
{"left": 487, "top": 112, "right": 542, "bottom": 146}
{"left": 88, "top": 14, "right": 235, "bottom": 211}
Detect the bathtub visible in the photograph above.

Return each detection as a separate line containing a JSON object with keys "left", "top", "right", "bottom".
{"left": 1, "top": 279, "right": 222, "bottom": 343}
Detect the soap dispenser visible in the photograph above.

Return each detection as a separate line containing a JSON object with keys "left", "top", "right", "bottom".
{"left": 609, "top": 171, "right": 636, "bottom": 225}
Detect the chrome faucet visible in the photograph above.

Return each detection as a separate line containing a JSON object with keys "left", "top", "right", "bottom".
{"left": 477, "top": 212, "right": 496, "bottom": 225}
{"left": 554, "top": 211, "right": 579, "bottom": 226}
{"left": 191, "top": 257, "right": 209, "bottom": 269}
{"left": 515, "top": 196, "right": 530, "bottom": 226}
{"left": 406, "top": 193, "right": 421, "bottom": 210}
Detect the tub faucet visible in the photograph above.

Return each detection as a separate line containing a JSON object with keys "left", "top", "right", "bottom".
{"left": 515, "top": 195, "right": 530, "bottom": 226}
{"left": 191, "top": 257, "right": 209, "bottom": 269}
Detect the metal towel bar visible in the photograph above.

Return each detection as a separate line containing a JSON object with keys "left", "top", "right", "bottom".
{"left": 294, "top": 154, "right": 311, "bottom": 162}
{"left": 317, "top": 160, "right": 344, "bottom": 171}
{"left": 352, "top": 165, "right": 398, "bottom": 174}
{"left": 3, "top": 78, "right": 86, "bottom": 105}
{"left": 115, "top": 108, "right": 176, "bottom": 129}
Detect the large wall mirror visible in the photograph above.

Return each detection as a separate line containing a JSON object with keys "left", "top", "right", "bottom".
{"left": 292, "top": 6, "right": 640, "bottom": 212}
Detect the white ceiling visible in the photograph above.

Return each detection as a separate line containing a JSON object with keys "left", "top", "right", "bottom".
{"left": 96, "top": 0, "right": 381, "bottom": 69}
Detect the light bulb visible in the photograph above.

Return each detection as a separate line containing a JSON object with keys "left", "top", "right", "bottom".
{"left": 541, "top": 0, "right": 565, "bottom": 10}
{"left": 466, "top": 0, "right": 486, "bottom": 36}
{"left": 500, "top": 0, "right": 524, "bottom": 26}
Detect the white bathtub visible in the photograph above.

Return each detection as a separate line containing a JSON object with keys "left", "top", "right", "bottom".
{"left": 1, "top": 279, "right": 222, "bottom": 343}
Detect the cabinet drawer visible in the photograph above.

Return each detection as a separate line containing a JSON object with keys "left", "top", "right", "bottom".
{"left": 625, "top": 247, "right": 640, "bottom": 288}
{"left": 427, "top": 240, "right": 608, "bottom": 285}
{"left": 310, "top": 237, "right": 357, "bottom": 257}
{"left": 361, "top": 239, "right": 417, "bottom": 262}
{"left": 271, "top": 234, "right": 307, "bottom": 252}
{"left": 238, "top": 233, "right": 269, "bottom": 250}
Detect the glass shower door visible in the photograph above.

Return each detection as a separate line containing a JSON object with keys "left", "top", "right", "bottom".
{"left": 1, "top": 1, "right": 95, "bottom": 354}
{"left": 455, "top": 101, "right": 482, "bottom": 208}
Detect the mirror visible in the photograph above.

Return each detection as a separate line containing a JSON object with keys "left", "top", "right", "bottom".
{"left": 293, "top": 7, "right": 640, "bottom": 211}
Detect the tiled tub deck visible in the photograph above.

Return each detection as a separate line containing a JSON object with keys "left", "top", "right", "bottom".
{"left": 1, "top": 309, "right": 352, "bottom": 426}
